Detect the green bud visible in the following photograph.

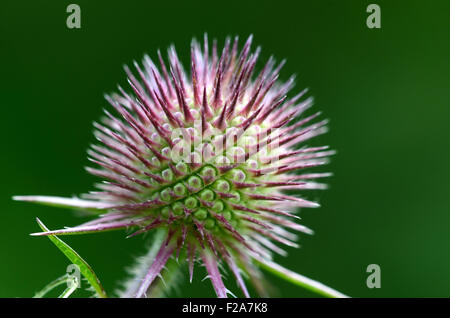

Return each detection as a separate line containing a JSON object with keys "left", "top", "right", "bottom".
{"left": 160, "top": 189, "right": 171, "bottom": 202}
{"left": 175, "top": 161, "right": 188, "bottom": 175}
{"left": 161, "top": 207, "right": 171, "bottom": 218}
{"left": 188, "top": 175, "right": 202, "bottom": 189}
{"left": 161, "top": 147, "right": 171, "bottom": 157}
{"left": 151, "top": 157, "right": 161, "bottom": 167}
{"left": 200, "top": 166, "right": 217, "bottom": 178}
{"left": 204, "top": 218, "right": 215, "bottom": 230}
{"left": 211, "top": 200, "right": 224, "bottom": 212}
{"left": 173, "top": 183, "right": 187, "bottom": 196}
{"left": 223, "top": 210, "right": 232, "bottom": 221}
{"left": 229, "top": 191, "right": 241, "bottom": 203}
{"left": 162, "top": 169, "right": 174, "bottom": 182}
{"left": 184, "top": 197, "right": 198, "bottom": 209}
{"left": 199, "top": 189, "right": 214, "bottom": 202}
{"left": 214, "top": 179, "right": 230, "bottom": 192}
{"left": 231, "top": 169, "right": 246, "bottom": 182}
{"left": 171, "top": 202, "right": 184, "bottom": 215}
{"left": 194, "top": 208, "right": 208, "bottom": 220}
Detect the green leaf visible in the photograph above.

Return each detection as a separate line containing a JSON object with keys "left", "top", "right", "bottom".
{"left": 36, "top": 218, "right": 108, "bottom": 298}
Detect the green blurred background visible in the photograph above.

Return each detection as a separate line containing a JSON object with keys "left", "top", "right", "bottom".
{"left": 1, "top": 0, "right": 449, "bottom": 297}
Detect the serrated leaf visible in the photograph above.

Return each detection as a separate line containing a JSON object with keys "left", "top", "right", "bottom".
{"left": 36, "top": 218, "right": 108, "bottom": 298}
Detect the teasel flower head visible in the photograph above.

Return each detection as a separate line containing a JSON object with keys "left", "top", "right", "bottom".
{"left": 15, "top": 35, "right": 340, "bottom": 298}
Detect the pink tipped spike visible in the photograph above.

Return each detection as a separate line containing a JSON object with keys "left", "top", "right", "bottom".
{"left": 135, "top": 240, "right": 175, "bottom": 298}
{"left": 229, "top": 203, "right": 260, "bottom": 214}
{"left": 191, "top": 47, "right": 201, "bottom": 107}
{"left": 241, "top": 215, "right": 272, "bottom": 230}
{"left": 251, "top": 55, "right": 274, "bottom": 97}
{"left": 202, "top": 86, "right": 213, "bottom": 119}
{"left": 170, "top": 67, "right": 194, "bottom": 123}
{"left": 126, "top": 218, "right": 163, "bottom": 239}
{"left": 226, "top": 255, "right": 250, "bottom": 298}
{"left": 123, "top": 65, "right": 147, "bottom": 103}
{"left": 151, "top": 67, "right": 175, "bottom": 111}
{"left": 192, "top": 227, "right": 205, "bottom": 249}
{"left": 201, "top": 251, "right": 227, "bottom": 298}
{"left": 214, "top": 102, "right": 228, "bottom": 130}
{"left": 153, "top": 89, "right": 183, "bottom": 127}
{"left": 157, "top": 50, "right": 175, "bottom": 99}
{"left": 211, "top": 39, "right": 218, "bottom": 75}
{"left": 188, "top": 242, "right": 196, "bottom": 283}
{"left": 238, "top": 105, "right": 264, "bottom": 131}
{"left": 212, "top": 67, "right": 223, "bottom": 109}
{"left": 202, "top": 34, "right": 209, "bottom": 86}
{"left": 131, "top": 61, "right": 160, "bottom": 113}
{"left": 240, "top": 80, "right": 263, "bottom": 116}
{"left": 174, "top": 59, "right": 187, "bottom": 98}
{"left": 205, "top": 232, "right": 218, "bottom": 257}
{"left": 248, "top": 225, "right": 299, "bottom": 248}
{"left": 254, "top": 74, "right": 279, "bottom": 110}
{"left": 30, "top": 217, "right": 151, "bottom": 236}
{"left": 226, "top": 64, "right": 246, "bottom": 119}
{"left": 201, "top": 102, "right": 207, "bottom": 136}
{"left": 240, "top": 49, "right": 260, "bottom": 101}
{"left": 257, "top": 95, "right": 287, "bottom": 124}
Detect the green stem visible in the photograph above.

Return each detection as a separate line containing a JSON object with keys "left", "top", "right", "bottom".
{"left": 254, "top": 258, "right": 349, "bottom": 298}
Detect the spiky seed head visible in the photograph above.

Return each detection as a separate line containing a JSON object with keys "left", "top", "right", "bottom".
{"left": 21, "top": 35, "right": 335, "bottom": 298}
